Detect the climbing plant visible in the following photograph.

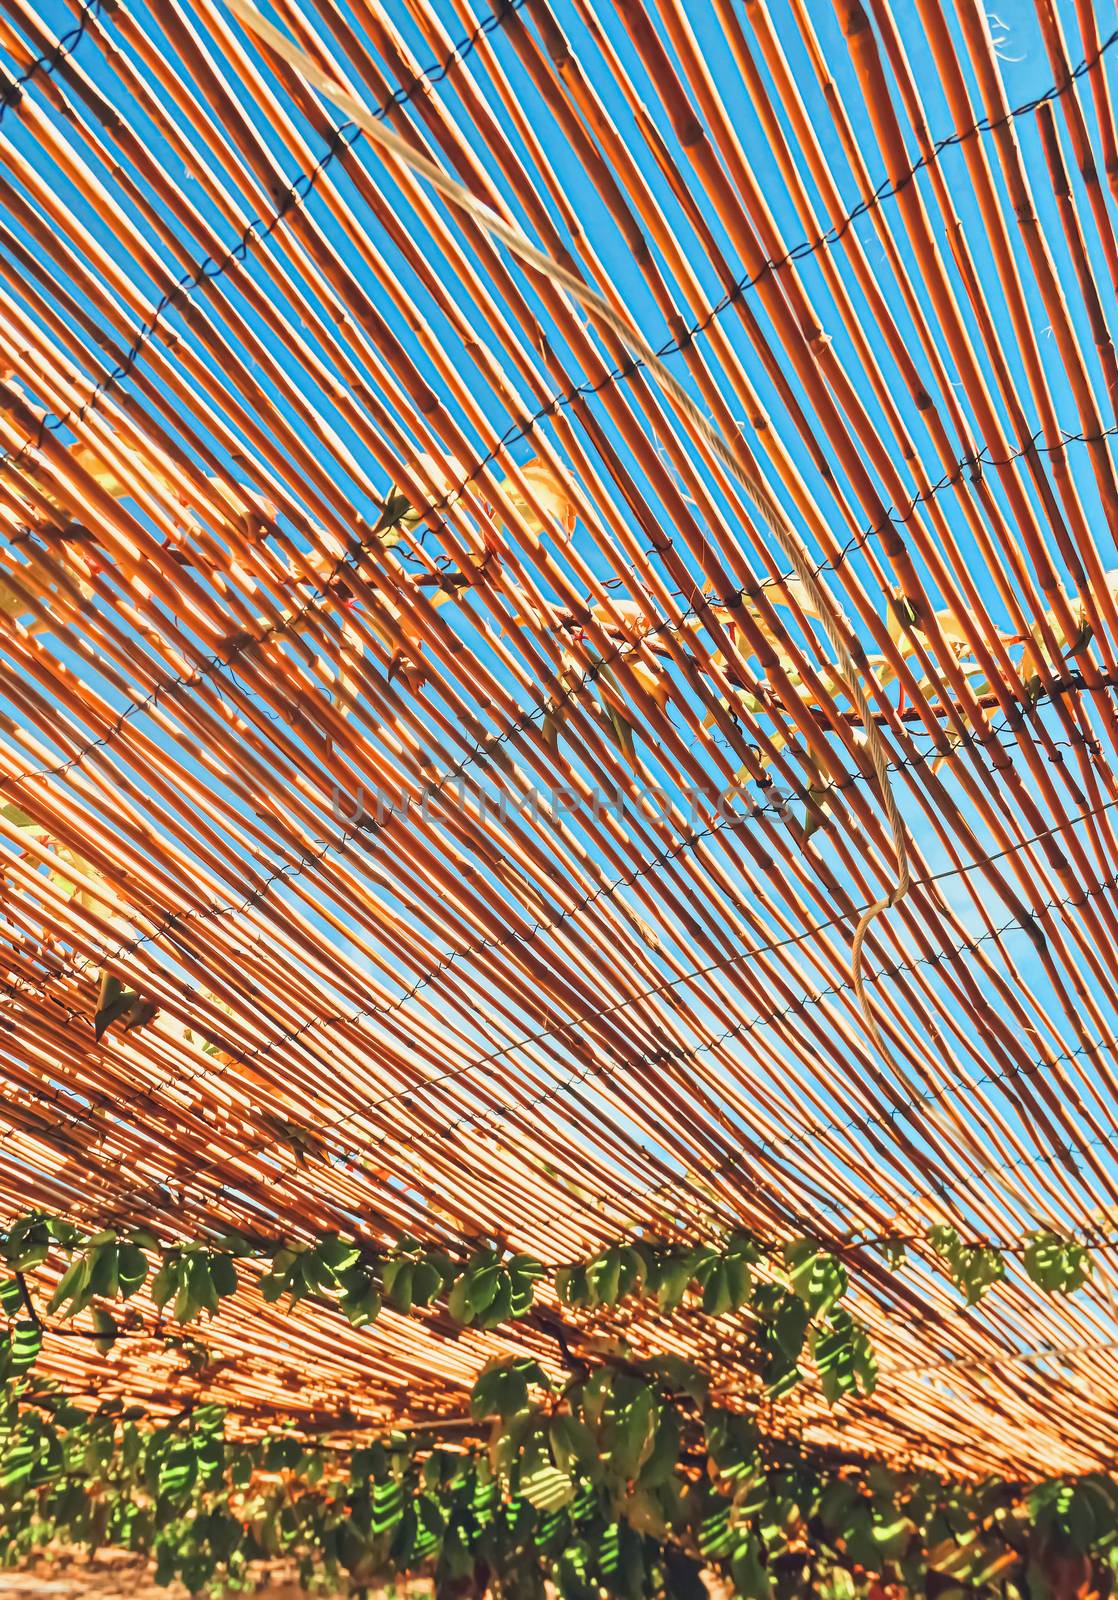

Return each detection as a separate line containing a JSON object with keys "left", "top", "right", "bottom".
{"left": 0, "top": 1212, "right": 1105, "bottom": 1594}
{"left": 1, "top": 1360, "right": 1117, "bottom": 1598}
{"left": 0, "top": 1212, "right": 1094, "bottom": 1380}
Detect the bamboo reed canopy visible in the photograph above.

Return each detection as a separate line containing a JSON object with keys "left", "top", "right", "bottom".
{"left": 3, "top": 0, "right": 1118, "bottom": 1485}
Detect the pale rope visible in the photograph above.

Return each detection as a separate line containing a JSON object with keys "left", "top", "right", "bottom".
{"left": 221, "top": 0, "right": 912, "bottom": 1053}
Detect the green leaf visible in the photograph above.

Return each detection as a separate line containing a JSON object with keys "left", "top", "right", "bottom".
{"left": 474, "top": 1272, "right": 513, "bottom": 1329}
{"left": 407, "top": 1258, "right": 441, "bottom": 1307}
{"left": 608, "top": 1384, "right": 658, "bottom": 1481}
{"left": 769, "top": 1288, "right": 810, "bottom": 1358}
{"left": 340, "top": 1282, "right": 381, "bottom": 1327}
{"left": 851, "top": 1320, "right": 879, "bottom": 1396}
{"left": 313, "top": 1234, "right": 361, "bottom": 1274}
{"left": 636, "top": 1354, "right": 708, "bottom": 1404}
{"left": 783, "top": 1239, "right": 847, "bottom": 1316}
{"left": 0, "top": 1435, "right": 37, "bottom": 1491}
{"left": 588, "top": 1247, "right": 623, "bottom": 1307}
{"left": 508, "top": 1252, "right": 545, "bottom": 1282}
{"left": 157, "top": 1439, "right": 197, "bottom": 1501}
{"left": 549, "top": 1413, "right": 596, "bottom": 1477}
{"left": 88, "top": 1240, "right": 120, "bottom": 1300}
{"left": 927, "top": 1226, "right": 1005, "bottom": 1305}
{"left": 555, "top": 1264, "right": 590, "bottom": 1307}
{"left": 692, "top": 1242, "right": 753, "bottom": 1316}
{"left": 704, "top": 1405, "right": 759, "bottom": 1483}
{"left": 653, "top": 1253, "right": 693, "bottom": 1312}
{"left": 172, "top": 1271, "right": 197, "bottom": 1324}
{"left": 470, "top": 1360, "right": 529, "bottom": 1421}
{"left": 47, "top": 1256, "right": 90, "bottom": 1318}
{"left": 1022, "top": 1232, "right": 1091, "bottom": 1295}
{"left": 187, "top": 1253, "right": 218, "bottom": 1317}
{"left": 210, "top": 1253, "right": 238, "bottom": 1299}
{"left": 257, "top": 1269, "right": 287, "bottom": 1305}
{"left": 555, "top": 1540, "right": 597, "bottom": 1600}
{"left": 927, "top": 1223, "right": 961, "bottom": 1263}
{"left": 117, "top": 1243, "right": 149, "bottom": 1300}
{"left": 731, "top": 1538, "right": 773, "bottom": 1600}
{"left": 636, "top": 1406, "right": 681, "bottom": 1489}
{"left": 701, "top": 1259, "right": 734, "bottom": 1316}
{"left": 150, "top": 1258, "right": 177, "bottom": 1312}
{"left": 755, "top": 1289, "right": 809, "bottom": 1395}
{"left": 725, "top": 1230, "right": 762, "bottom": 1264}
{"left": 90, "top": 1308, "right": 117, "bottom": 1355}
{"left": 464, "top": 1253, "right": 502, "bottom": 1317}
{"left": 811, "top": 1310, "right": 878, "bottom": 1406}
{"left": 382, "top": 1257, "right": 415, "bottom": 1314}
{"left": 603, "top": 1520, "right": 649, "bottom": 1600}
{"left": 520, "top": 1459, "right": 575, "bottom": 1510}
{"left": 447, "top": 1272, "right": 474, "bottom": 1324}
{"left": 508, "top": 1253, "right": 543, "bottom": 1315}
{"left": 8, "top": 1322, "right": 41, "bottom": 1374}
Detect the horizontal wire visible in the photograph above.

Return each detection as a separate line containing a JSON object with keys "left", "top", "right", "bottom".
{"left": 322, "top": 885, "right": 1118, "bottom": 1212}
{"left": 1, "top": 0, "right": 527, "bottom": 487}
{"left": 5, "top": 424, "right": 1110, "bottom": 1030}
{"left": 9, "top": 418, "right": 1111, "bottom": 800}
{"left": 0, "top": 0, "right": 101, "bottom": 119}
{"left": 6, "top": 16, "right": 1114, "bottom": 472}
{"left": 277, "top": 675, "right": 1107, "bottom": 1031}
{"left": 4, "top": 661, "right": 1109, "bottom": 1216}
{"left": 14, "top": 726, "right": 1118, "bottom": 1205}
{"left": 2, "top": 23, "right": 1113, "bottom": 802}
{"left": 190, "top": 789, "right": 1118, "bottom": 1181}
{"left": 890, "top": 1335, "right": 1118, "bottom": 1379}
{"left": 450, "top": 881, "right": 1118, "bottom": 1172}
